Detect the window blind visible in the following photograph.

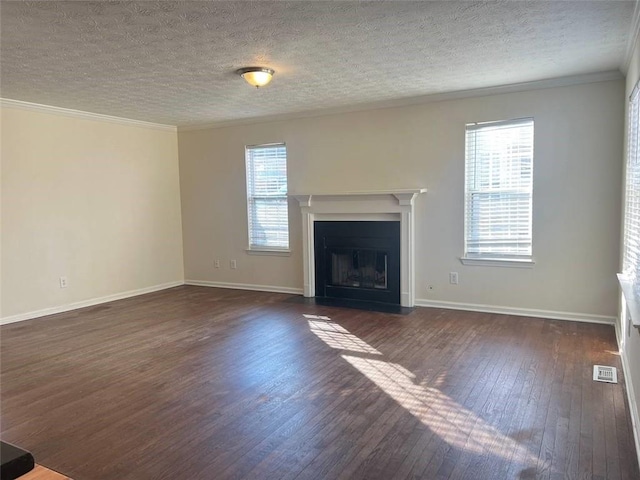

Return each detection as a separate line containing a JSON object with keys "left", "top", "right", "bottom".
{"left": 245, "top": 144, "right": 289, "bottom": 250}
{"left": 464, "top": 118, "right": 534, "bottom": 259}
{"left": 623, "top": 82, "right": 640, "bottom": 308}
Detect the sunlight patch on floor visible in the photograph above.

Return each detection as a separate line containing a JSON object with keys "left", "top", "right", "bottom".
{"left": 342, "top": 354, "right": 538, "bottom": 464}
{"left": 306, "top": 316, "right": 381, "bottom": 355}
{"left": 306, "top": 315, "right": 543, "bottom": 471}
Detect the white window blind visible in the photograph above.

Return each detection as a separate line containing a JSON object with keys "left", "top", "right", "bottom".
{"left": 622, "top": 82, "right": 640, "bottom": 311}
{"left": 246, "top": 144, "right": 289, "bottom": 250}
{"left": 464, "top": 118, "right": 534, "bottom": 260}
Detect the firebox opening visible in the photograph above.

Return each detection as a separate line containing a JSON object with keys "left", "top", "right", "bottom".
{"left": 314, "top": 221, "right": 400, "bottom": 305}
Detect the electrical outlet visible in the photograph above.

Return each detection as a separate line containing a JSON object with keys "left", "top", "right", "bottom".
{"left": 214, "top": 259, "right": 220, "bottom": 268}
{"left": 59, "top": 276, "right": 68, "bottom": 288}
{"left": 230, "top": 259, "right": 237, "bottom": 269}
{"left": 449, "top": 272, "right": 459, "bottom": 285}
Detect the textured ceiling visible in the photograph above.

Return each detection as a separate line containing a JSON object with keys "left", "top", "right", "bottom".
{"left": 0, "top": 1, "right": 636, "bottom": 127}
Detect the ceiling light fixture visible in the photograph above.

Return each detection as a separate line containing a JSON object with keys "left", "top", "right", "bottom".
{"left": 237, "top": 67, "right": 275, "bottom": 88}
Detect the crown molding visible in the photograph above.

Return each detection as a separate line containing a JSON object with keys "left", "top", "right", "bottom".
{"left": 1, "top": 70, "right": 624, "bottom": 133}
{"left": 178, "top": 70, "right": 624, "bottom": 132}
{"left": 0, "top": 98, "right": 177, "bottom": 132}
{"left": 623, "top": 0, "right": 640, "bottom": 74}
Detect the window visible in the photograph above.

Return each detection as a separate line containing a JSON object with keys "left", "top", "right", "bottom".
{"left": 245, "top": 143, "right": 289, "bottom": 251}
{"left": 621, "top": 81, "right": 640, "bottom": 322}
{"left": 463, "top": 118, "right": 534, "bottom": 264}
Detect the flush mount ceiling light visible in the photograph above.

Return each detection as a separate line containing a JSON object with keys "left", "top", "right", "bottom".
{"left": 236, "top": 67, "right": 275, "bottom": 88}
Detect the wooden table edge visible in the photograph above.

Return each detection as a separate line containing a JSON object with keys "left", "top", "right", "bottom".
{"left": 19, "top": 464, "right": 72, "bottom": 480}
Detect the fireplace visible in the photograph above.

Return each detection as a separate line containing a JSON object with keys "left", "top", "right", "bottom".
{"left": 293, "top": 189, "right": 426, "bottom": 307}
{"left": 314, "top": 221, "right": 400, "bottom": 304}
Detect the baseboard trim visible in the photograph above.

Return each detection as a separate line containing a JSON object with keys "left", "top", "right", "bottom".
{"left": 414, "top": 298, "right": 616, "bottom": 325}
{"left": 615, "top": 321, "right": 640, "bottom": 468}
{"left": 0, "top": 281, "right": 185, "bottom": 325}
{"left": 184, "top": 285, "right": 614, "bottom": 324}
{"left": 185, "top": 280, "right": 303, "bottom": 296}
{"left": 1, "top": 282, "right": 614, "bottom": 326}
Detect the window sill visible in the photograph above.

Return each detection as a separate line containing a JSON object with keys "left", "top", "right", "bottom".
{"left": 460, "top": 257, "right": 535, "bottom": 268}
{"left": 245, "top": 248, "right": 291, "bottom": 257}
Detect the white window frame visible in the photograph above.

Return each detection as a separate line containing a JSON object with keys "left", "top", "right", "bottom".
{"left": 461, "top": 117, "right": 535, "bottom": 268}
{"left": 619, "top": 81, "right": 640, "bottom": 328}
{"left": 245, "top": 143, "right": 290, "bottom": 255}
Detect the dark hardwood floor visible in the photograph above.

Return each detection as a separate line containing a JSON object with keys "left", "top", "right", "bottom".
{"left": 1, "top": 286, "right": 638, "bottom": 480}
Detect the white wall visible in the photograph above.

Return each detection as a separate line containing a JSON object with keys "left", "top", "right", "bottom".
{"left": 1, "top": 106, "right": 184, "bottom": 321}
{"left": 619, "top": 32, "right": 640, "bottom": 463}
{"left": 178, "top": 79, "right": 624, "bottom": 321}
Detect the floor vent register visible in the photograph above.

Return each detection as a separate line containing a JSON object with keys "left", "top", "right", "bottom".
{"left": 593, "top": 365, "right": 618, "bottom": 384}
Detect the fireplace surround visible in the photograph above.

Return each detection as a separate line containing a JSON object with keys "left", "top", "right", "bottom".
{"left": 293, "top": 189, "right": 426, "bottom": 307}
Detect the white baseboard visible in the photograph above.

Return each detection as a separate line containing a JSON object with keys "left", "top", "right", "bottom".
{"left": 0, "top": 281, "right": 185, "bottom": 325}
{"left": 414, "top": 298, "right": 616, "bottom": 325}
{"left": 615, "top": 322, "right": 640, "bottom": 468}
{"left": 185, "top": 280, "right": 303, "bottom": 296}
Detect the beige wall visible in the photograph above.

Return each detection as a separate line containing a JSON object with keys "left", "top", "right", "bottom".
{"left": 620, "top": 32, "right": 640, "bottom": 461}
{"left": 179, "top": 79, "right": 624, "bottom": 319}
{"left": 1, "top": 107, "right": 184, "bottom": 320}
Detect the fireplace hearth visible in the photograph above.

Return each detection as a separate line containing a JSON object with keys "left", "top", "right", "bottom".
{"left": 314, "top": 221, "right": 400, "bottom": 305}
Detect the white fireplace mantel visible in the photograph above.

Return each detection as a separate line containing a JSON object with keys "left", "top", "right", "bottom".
{"left": 291, "top": 189, "right": 427, "bottom": 307}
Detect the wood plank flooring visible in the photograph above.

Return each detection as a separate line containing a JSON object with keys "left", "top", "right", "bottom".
{"left": 1, "top": 286, "right": 638, "bottom": 480}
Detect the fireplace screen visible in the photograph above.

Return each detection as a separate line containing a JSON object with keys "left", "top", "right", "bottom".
{"left": 330, "top": 250, "right": 387, "bottom": 290}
